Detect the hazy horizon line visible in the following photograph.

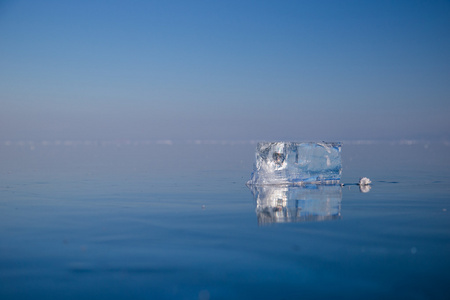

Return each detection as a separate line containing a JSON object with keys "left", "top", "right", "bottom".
{"left": 2, "top": 139, "right": 449, "bottom": 148}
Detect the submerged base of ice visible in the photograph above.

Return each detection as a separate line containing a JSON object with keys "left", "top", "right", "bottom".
{"left": 247, "top": 142, "right": 342, "bottom": 186}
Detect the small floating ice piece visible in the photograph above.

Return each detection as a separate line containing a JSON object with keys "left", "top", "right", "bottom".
{"left": 358, "top": 177, "right": 372, "bottom": 193}
{"left": 247, "top": 142, "right": 342, "bottom": 185}
{"left": 359, "top": 177, "right": 372, "bottom": 186}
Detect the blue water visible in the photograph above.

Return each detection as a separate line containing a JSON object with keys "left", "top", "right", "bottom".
{"left": 1, "top": 142, "right": 449, "bottom": 299}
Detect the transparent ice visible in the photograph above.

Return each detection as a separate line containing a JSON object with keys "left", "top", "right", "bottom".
{"left": 247, "top": 142, "right": 342, "bottom": 185}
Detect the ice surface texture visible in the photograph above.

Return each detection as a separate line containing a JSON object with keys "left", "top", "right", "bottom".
{"left": 248, "top": 142, "right": 342, "bottom": 185}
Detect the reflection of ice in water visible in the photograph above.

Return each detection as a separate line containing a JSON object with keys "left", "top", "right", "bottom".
{"left": 249, "top": 185, "right": 342, "bottom": 225}
{"left": 359, "top": 185, "right": 371, "bottom": 193}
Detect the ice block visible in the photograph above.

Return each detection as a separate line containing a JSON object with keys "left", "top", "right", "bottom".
{"left": 247, "top": 142, "right": 342, "bottom": 185}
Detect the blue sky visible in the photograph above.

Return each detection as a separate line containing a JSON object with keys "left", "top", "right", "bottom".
{"left": 1, "top": 0, "right": 449, "bottom": 141}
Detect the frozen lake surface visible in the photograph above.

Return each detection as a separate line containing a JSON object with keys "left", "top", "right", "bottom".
{"left": 1, "top": 141, "right": 449, "bottom": 299}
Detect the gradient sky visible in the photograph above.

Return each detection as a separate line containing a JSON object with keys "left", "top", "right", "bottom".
{"left": 1, "top": 0, "right": 449, "bottom": 141}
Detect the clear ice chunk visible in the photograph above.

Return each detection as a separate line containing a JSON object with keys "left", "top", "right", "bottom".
{"left": 249, "top": 185, "right": 342, "bottom": 225}
{"left": 247, "top": 142, "right": 342, "bottom": 185}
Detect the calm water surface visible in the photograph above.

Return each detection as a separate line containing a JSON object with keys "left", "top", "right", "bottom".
{"left": 1, "top": 142, "right": 449, "bottom": 299}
